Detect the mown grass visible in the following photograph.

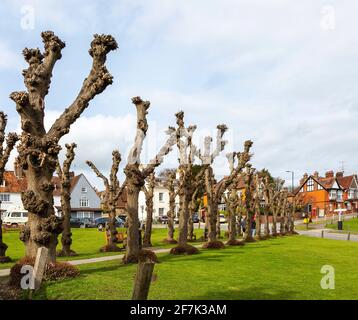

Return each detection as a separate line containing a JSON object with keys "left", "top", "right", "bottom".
{"left": 1, "top": 226, "right": 207, "bottom": 269}
{"left": 325, "top": 217, "right": 358, "bottom": 234}
{"left": 29, "top": 235, "right": 358, "bottom": 300}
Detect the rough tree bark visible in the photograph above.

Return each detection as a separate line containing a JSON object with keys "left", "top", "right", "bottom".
{"left": 253, "top": 174, "right": 264, "bottom": 240}
{"left": 56, "top": 143, "right": 77, "bottom": 257}
{"left": 87, "top": 150, "right": 125, "bottom": 252}
{"left": 123, "top": 97, "right": 176, "bottom": 263}
{"left": 188, "top": 188, "right": 199, "bottom": 241}
{"left": 10, "top": 31, "right": 117, "bottom": 262}
{"left": 163, "top": 169, "right": 178, "bottom": 243}
{"left": 224, "top": 186, "right": 239, "bottom": 245}
{"left": 142, "top": 172, "right": 155, "bottom": 247}
{"left": 243, "top": 164, "right": 256, "bottom": 242}
{"left": 279, "top": 189, "right": 288, "bottom": 235}
{"left": 270, "top": 179, "right": 285, "bottom": 237}
{"left": 0, "top": 112, "right": 19, "bottom": 263}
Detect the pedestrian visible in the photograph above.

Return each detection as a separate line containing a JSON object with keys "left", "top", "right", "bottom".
{"left": 251, "top": 218, "right": 256, "bottom": 237}
{"left": 241, "top": 216, "right": 247, "bottom": 237}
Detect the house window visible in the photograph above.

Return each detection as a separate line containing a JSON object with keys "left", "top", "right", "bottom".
{"left": 329, "top": 190, "right": 337, "bottom": 200}
{"left": 159, "top": 193, "right": 164, "bottom": 202}
{"left": 158, "top": 208, "right": 164, "bottom": 216}
{"left": 337, "top": 190, "right": 343, "bottom": 202}
{"left": 79, "top": 197, "right": 89, "bottom": 207}
{"left": 317, "top": 184, "right": 323, "bottom": 190}
{"left": 81, "top": 187, "right": 87, "bottom": 193}
{"left": 0, "top": 194, "right": 10, "bottom": 202}
{"left": 77, "top": 211, "right": 92, "bottom": 219}
{"left": 307, "top": 179, "right": 314, "bottom": 192}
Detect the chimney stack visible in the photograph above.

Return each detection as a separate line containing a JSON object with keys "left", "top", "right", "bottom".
{"left": 325, "top": 171, "right": 334, "bottom": 178}
{"left": 300, "top": 173, "right": 308, "bottom": 185}
{"left": 336, "top": 171, "right": 344, "bottom": 178}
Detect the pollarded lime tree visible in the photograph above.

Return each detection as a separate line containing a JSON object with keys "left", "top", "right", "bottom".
{"left": 123, "top": 97, "right": 177, "bottom": 263}
{"left": 10, "top": 31, "right": 117, "bottom": 262}
{"left": 0, "top": 112, "right": 19, "bottom": 263}
{"left": 87, "top": 150, "right": 126, "bottom": 252}
{"left": 56, "top": 143, "right": 77, "bottom": 257}
{"left": 142, "top": 172, "right": 156, "bottom": 247}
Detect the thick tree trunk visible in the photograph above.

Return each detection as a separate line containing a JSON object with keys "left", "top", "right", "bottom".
{"left": 0, "top": 218, "right": 10, "bottom": 262}
{"left": 244, "top": 211, "right": 254, "bottom": 242}
{"left": 271, "top": 213, "right": 278, "bottom": 236}
{"left": 255, "top": 212, "right": 261, "bottom": 239}
{"left": 166, "top": 194, "right": 176, "bottom": 242}
{"left": 228, "top": 207, "right": 236, "bottom": 242}
{"left": 105, "top": 207, "right": 119, "bottom": 250}
{"left": 58, "top": 187, "right": 77, "bottom": 256}
{"left": 143, "top": 198, "right": 153, "bottom": 247}
{"left": 216, "top": 211, "right": 221, "bottom": 238}
{"left": 264, "top": 211, "right": 270, "bottom": 237}
{"left": 178, "top": 195, "right": 189, "bottom": 246}
{"left": 207, "top": 199, "right": 217, "bottom": 242}
{"left": 124, "top": 182, "right": 141, "bottom": 263}
{"left": 21, "top": 166, "right": 62, "bottom": 263}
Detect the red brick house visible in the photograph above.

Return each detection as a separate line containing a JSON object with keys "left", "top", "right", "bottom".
{"left": 295, "top": 171, "right": 358, "bottom": 217}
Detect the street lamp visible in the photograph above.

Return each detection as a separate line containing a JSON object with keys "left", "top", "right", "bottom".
{"left": 286, "top": 171, "right": 294, "bottom": 192}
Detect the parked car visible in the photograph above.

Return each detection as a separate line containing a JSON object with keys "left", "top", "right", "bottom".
{"left": 94, "top": 217, "right": 125, "bottom": 229}
{"left": 2, "top": 210, "right": 28, "bottom": 227}
{"left": 78, "top": 218, "right": 96, "bottom": 228}
{"left": 69, "top": 218, "right": 82, "bottom": 228}
{"left": 192, "top": 213, "right": 199, "bottom": 223}
{"left": 219, "top": 214, "right": 227, "bottom": 224}
{"left": 158, "top": 215, "right": 168, "bottom": 224}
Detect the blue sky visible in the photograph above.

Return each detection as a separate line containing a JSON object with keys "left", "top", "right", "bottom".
{"left": 1, "top": 0, "right": 358, "bottom": 189}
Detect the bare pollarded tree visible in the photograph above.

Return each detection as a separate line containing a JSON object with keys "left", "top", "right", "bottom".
{"left": 202, "top": 140, "right": 253, "bottom": 248}
{"left": 242, "top": 164, "right": 257, "bottom": 242}
{"left": 56, "top": 143, "right": 77, "bottom": 257}
{"left": 87, "top": 150, "right": 126, "bottom": 252}
{"left": 196, "top": 125, "right": 228, "bottom": 248}
{"left": 279, "top": 188, "right": 289, "bottom": 235}
{"left": 142, "top": 172, "right": 156, "bottom": 247}
{"left": 287, "top": 192, "right": 303, "bottom": 235}
{"left": 123, "top": 97, "right": 177, "bottom": 263}
{"left": 269, "top": 179, "right": 285, "bottom": 237}
{"left": 10, "top": 31, "right": 117, "bottom": 262}
{"left": 161, "top": 169, "right": 178, "bottom": 243}
{"left": 253, "top": 173, "right": 264, "bottom": 240}
{"left": 222, "top": 161, "right": 240, "bottom": 245}
{"left": 0, "top": 112, "right": 19, "bottom": 263}
{"left": 169, "top": 111, "right": 205, "bottom": 254}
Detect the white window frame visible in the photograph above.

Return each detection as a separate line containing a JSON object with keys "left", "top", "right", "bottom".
{"left": 158, "top": 208, "right": 164, "bottom": 216}
{"left": 158, "top": 192, "right": 164, "bottom": 202}
{"left": 0, "top": 193, "right": 10, "bottom": 202}
{"left": 79, "top": 197, "right": 89, "bottom": 208}
{"left": 307, "top": 179, "right": 314, "bottom": 192}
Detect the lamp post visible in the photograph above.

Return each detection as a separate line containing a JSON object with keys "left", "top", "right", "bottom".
{"left": 286, "top": 171, "right": 294, "bottom": 192}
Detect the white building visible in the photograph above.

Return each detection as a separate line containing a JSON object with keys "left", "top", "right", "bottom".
{"left": 138, "top": 184, "right": 180, "bottom": 221}
{"left": 0, "top": 169, "right": 102, "bottom": 221}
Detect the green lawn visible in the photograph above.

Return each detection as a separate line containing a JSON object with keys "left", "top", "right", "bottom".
{"left": 325, "top": 218, "right": 358, "bottom": 234}
{"left": 1, "top": 227, "right": 206, "bottom": 269}
{"left": 29, "top": 235, "right": 358, "bottom": 300}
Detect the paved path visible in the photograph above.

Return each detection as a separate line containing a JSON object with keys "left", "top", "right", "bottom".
{"left": 297, "top": 228, "right": 358, "bottom": 242}
{"left": 0, "top": 246, "right": 177, "bottom": 278}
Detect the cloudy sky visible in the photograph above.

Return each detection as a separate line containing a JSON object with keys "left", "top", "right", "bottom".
{"left": 0, "top": 0, "right": 358, "bottom": 189}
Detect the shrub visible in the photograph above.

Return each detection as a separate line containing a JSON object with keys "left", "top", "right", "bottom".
{"left": 170, "top": 244, "right": 199, "bottom": 255}
{"left": 9, "top": 257, "right": 80, "bottom": 288}
{"left": 202, "top": 240, "right": 225, "bottom": 249}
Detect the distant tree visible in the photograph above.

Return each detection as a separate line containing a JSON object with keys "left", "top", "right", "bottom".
{"left": 56, "top": 143, "right": 77, "bottom": 257}
{"left": 87, "top": 150, "right": 125, "bottom": 252}
{"left": 160, "top": 169, "right": 178, "bottom": 243}
{"left": 142, "top": 172, "right": 156, "bottom": 247}
{"left": 0, "top": 112, "right": 19, "bottom": 263}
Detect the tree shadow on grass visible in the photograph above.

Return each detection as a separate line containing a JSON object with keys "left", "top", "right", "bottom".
{"left": 191, "top": 286, "right": 300, "bottom": 300}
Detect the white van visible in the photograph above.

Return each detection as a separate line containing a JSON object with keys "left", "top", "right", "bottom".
{"left": 3, "top": 210, "right": 28, "bottom": 227}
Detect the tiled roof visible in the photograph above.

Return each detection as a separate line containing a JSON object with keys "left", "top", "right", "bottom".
{"left": 337, "top": 175, "right": 354, "bottom": 190}
{"left": 1, "top": 171, "right": 81, "bottom": 195}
